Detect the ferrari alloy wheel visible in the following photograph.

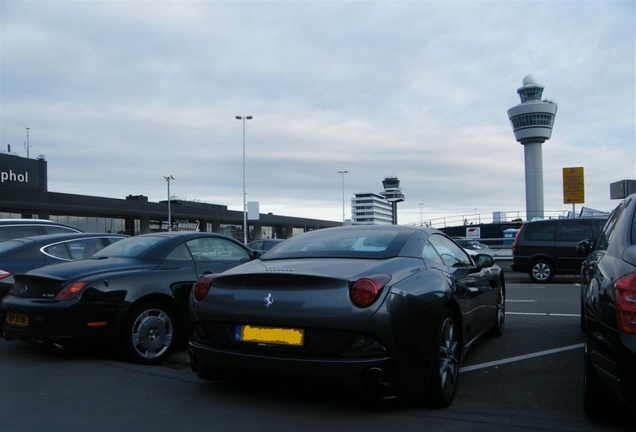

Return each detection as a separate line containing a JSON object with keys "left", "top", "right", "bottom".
{"left": 489, "top": 285, "right": 505, "bottom": 337}
{"left": 427, "top": 309, "right": 460, "bottom": 408}
{"left": 529, "top": 259, "right": 554, "bottom": 283}
{"left": 122, "top": 302, "right": 176, "bottom": 365}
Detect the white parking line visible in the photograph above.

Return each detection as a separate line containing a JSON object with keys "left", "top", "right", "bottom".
{"left": 459, "top": 343, "right": 585, "bottom": 373}
{"left": 505, "top": 312, "right": 580, "bottom": 316}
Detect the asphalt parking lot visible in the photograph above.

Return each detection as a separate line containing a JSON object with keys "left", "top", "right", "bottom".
{"left": 0, "top": 271, "right": 631, "bottom": 432}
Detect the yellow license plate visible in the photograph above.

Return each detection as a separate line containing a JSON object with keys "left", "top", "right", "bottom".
{"left": 236, "top": 325, "right": 304, "bottom": 347}
{"left": 6, "top": 312, "right": 29, "bottom": 327}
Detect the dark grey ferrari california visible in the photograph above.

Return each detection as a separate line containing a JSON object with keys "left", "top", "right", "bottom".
{"left": 188, "top": 225, "right": 505, "bottom": 407}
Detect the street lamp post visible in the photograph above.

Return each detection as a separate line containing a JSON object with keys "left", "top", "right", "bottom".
{"left": 338, "top": 170, "right": 348, "bottom": 223}
{"left": 236, "top": 115, "right": 253, "bottom": 244}
{"left": 25, "top": 127, "right": 30, "bottom": 158}
{"left": 418, "top": 202, "right": 424, "bottom": 226}
{"left": 164, "top": 175, "right": 174, "bottom": 231}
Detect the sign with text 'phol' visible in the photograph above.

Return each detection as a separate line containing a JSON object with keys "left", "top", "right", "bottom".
{"left": 563, "top": 167, "right": 585, "bottom": 204}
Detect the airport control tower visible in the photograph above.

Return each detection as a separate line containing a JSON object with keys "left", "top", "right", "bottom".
{"left": 507, "top": 75, "right": 558, "bottom": 221}
{"left": 381, "top": 176, "right": 405, "bottom": 225}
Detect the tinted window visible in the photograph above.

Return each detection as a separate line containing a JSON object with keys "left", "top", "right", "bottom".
{"left": 263, "top": 228, "right": 409, "bottom": 259}
{"left": 594, "top": 203, "right": 625, "bottom": 252}
{"left": 187, "top": 237, "right": 250, "bottom": 262}
{"left": 559, "top": 220, "right": 594, "bottom": 242}
{"left": 421, "top": 239, "right": 444, "bottom": 265}
{"left": 524, "top": 223, "right": 556, "bottom": 241}
{"left": 93, "top": 235, "right": 164, "bottom": 258}
{"left": 0, "top": 240, "right": 24, "bottom": 255}
{"left": 427, "top": 234, "right": 473, "bottom": 268}
{"left": 0, "top": 226, "right": 40, "bottom": 242}
{"left": 42, "top": 225, "right": 80, "bottom": 235}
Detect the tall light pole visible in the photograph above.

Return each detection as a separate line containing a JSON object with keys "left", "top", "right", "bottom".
{"left": 418, "top": 202, "right": 424, "bottom": 226}
{"left": 164, "top": 175, "right": 174, "bottom": 231}
{"left": 236, "top": 115, "right": 253, "bottom": 243}
{"left": 25, "top": 127, "right": 30, "bottom": 158}
{"left": 338, "top": 170, "right": 348, "bottom": 223}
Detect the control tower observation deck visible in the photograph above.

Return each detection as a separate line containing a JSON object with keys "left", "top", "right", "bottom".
{"left": 507, "top": 74, "right": 558, "bottom": 221}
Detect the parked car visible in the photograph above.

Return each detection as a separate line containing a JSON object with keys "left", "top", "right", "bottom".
{"left": 511, "top": 217, "right": 606, "bottom": 282}
{"left": 0, "top": 219, "right": 81, "bottom": 242}
{"left": 246, "top": 238, "right": 284, "bottom": 254}
{"left": 578, "top": 195, "right": 636, "bottom": 416}
{"left": 0, "top": 232, "right": 128, "bottom": 299}
{"left": 188, "top": 225, "right": 505, "bottom": 407}
{"left": 452, "top": 237, "right": 490, "bottom": 250}
{"left": 1, "top": 231, "right": 260, "bottom": 364}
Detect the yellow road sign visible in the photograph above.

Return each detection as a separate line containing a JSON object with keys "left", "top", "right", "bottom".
{"left": 563, "top": 167, "right": 585, "bottom": 204}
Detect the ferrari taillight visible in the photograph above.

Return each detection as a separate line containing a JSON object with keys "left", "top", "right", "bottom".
{"left": 55, "top": 281, "right": 90, "bottom": 300}
{"left": 193, "top": 276, "right": 213, "bottom": 301}
{"left": 615, "top": 272, "right": 636, "bottom": 334}
{"left": 350, "top": 274, "right": 391, "bottom": 307}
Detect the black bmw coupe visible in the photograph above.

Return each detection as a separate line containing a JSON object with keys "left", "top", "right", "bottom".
{"left": 188, "top": 225, "right": 505, "bottom": 407}
{"left": 1, "top": 231, "right": 259, "bottom": 364}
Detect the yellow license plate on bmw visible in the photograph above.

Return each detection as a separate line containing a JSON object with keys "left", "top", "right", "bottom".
{"left": 236, "top": 324, "right": 304, "bottom": 347}
{"left": 6, "top": 312, "right": 29, "bottom": 327}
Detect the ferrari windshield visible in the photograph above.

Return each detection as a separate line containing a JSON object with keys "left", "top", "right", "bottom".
{"left": 261, "top": 227, "right": 412, "bottom": 260}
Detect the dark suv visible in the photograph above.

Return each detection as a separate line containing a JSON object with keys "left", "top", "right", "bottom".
{"left": 511, "top": 217, "right": 606, "bottom": 282}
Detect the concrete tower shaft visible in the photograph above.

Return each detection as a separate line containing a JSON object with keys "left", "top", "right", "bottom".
{"left": 507, "top": 74, "right": 558, "bottom": 221}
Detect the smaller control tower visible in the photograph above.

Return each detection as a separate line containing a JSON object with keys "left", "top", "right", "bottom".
{"left": 381, "top": 176, "right": 405, "bottom": 225}
{"left": 507, "top": 75, "right": 558, "bottom": 221}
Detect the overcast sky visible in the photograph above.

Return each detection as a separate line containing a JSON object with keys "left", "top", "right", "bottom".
{"left": 1, "top": 0, "right": 634, "bottom": 226}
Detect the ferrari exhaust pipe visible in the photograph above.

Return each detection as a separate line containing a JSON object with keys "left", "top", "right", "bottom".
{"left": 366, "top": 367, "right": 385, "bottom": 382}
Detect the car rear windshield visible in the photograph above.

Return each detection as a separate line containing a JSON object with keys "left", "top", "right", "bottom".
{"left": 92, "top": 235, "right": 164, "bottom": 258}
{"left": 0, "top": 239, "right": 25, "bottom": 255}
{"left": 261, "top": 228, "right": 410, "bottom": 260}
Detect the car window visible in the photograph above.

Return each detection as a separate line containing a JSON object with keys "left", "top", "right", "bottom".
{"left": 427, "top": 234, "right": 473, "bottom": 268}
{"left": 165, "top": 243, "right": 194, "bottom": 261}
{"left": 559, "top": 220, "right": 594, "bottom": 242}
{"left": 0, "top": 240, "right": 24, "bottom": 255}
{"left": 42, "top": 225, "right": 80, "bottom": 235}
{"left": 421, "top": 239, "right": 444, "bottom": 265}
{"left": 187, "top": 237, "right": 250, "bottom": 262}
{"left": 248, "top": 241, "right": 263, "bottom": 250}
{"left": 42, "top": 242, "right": 73, "bottom": 260}
{"left": 594, "top": 202, "right": 625, "bottom": 252}
{"left": 262, "top": 228, "right": 408, "bottom": 259}
{"left": 43, "top": 238, "right": 110, "bottom": 261}
{"left": 0, "top": 226, "right": 40, "bottom": 242}
{"left": 524, "top": 223, "right": 556, "bottom": 241}
{"left": 93, "top": 235, "right": 164, "bottom": 258}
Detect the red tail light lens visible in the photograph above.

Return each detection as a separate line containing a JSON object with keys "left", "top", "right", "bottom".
{"left": 615, "top": 273, "right": 636, "bottom": 334}
{"left": 55, "top": 281, "right": 90, "bottom": 300}
{"left": 350, "top": 274, "right": 391, "bottom": 307}
{"left": 193, "top": 276, "right": 213, "bottom": 301}
{"left": 0, "top": 270, "right": 13, "bottom": 280}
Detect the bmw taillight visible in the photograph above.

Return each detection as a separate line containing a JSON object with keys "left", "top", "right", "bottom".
{"left": 193, "top": 276, "right": 213, "bottom": 301}
{"left": 615, "top": 273, "right": 636, "bottom": 334}
{"left": 350, "top": 274, "right": 391, "bottom": 307}
{"left": 55, "top": 281, "right": 90, "bottom": 300}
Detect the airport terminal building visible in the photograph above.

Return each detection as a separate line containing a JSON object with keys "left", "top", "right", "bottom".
{"left": 0, "top": 152, "right": 340, "bottom": 240}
